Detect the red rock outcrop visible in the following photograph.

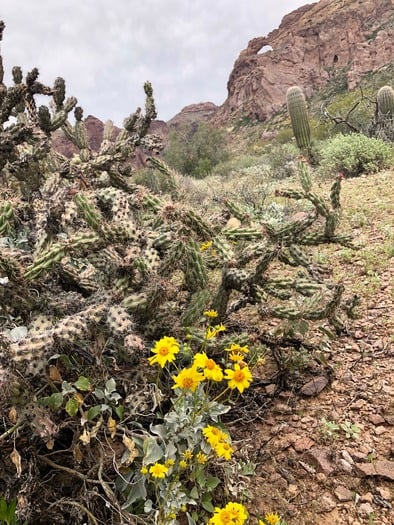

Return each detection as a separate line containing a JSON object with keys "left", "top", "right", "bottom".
{"left": 167, "top": 102, "right": 219, "bottom": 128}
{"left": 216, "top": 0, "right": 394, "bottom": 122}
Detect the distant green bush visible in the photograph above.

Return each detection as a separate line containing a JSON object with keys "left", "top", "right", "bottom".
{"left": 164, "top": 122, "right": 229, "bottom": 178}
{"left": 317, "top": 133, "right": 394, "bottom": 177}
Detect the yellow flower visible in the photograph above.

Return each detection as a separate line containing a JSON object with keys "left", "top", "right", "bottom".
{"left": 263, "top": 512, "right": 281, "bottom": 525}
{"left": 149, "top": 462, "right": 169, "bottom": 479}
{"left": 179, "top": 459, "right": 188, "bottom": 468}
{"left": 206, "top": 324, "right": 226, "bottom": 339}
{"left": 196, "top": 451, "right": 208, "bottom": 464}
{"left": 228, "top": 352, "right": 245, "bottom": 363}
{"left": 193, "top": 352, "right": 224, "bottom": 381}
{"left": 172, "top": 366, "right": 205, "bottom": 392}
{"left": 140, "top": 466, "right": 148, "bottom": 475}
{"left": 224, "top": 363, "right": 252, "bottom": 393}
{"left": 225, "top": 343, "right": 249, "bottom": 354}
{"left": 209, "top": 502, "right": 248, "bottom": 525}
{"left": 165, "top": 458, "right": 175, "bottom": 466}
{"left": 148, "top": 336, "right": 180, "bottom": 368}
{"left": 202, "top": 425, "right": 229, "bottom": 446}
{"left": 213, "top": 441, "right": 234, "bottom": 460}
{"left": 214, "top": 323, "right": 226, "bottom": 333}
{"left": 203, "top": 309, "right": 218, "bottom": 318}
{"left": 182, "top": 449, "right": 193, "bottom": 460}
{"left": 200, "top": 241, "right": 213, "bottom": 251}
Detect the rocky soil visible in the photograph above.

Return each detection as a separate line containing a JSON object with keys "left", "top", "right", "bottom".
{"left": 232, "top": 170, "right": 394, "bottom": 524}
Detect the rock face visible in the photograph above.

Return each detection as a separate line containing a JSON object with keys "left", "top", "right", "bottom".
{"left": 216, "top": 0, "right": 394, "bottom": 122}
{"left": 167, "top": 102, "right": 219, "bottom": 128}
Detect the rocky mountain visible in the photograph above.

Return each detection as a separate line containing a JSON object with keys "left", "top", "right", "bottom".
{"left": 53, "top": 0, "right": 393, "bottom": 156}
{"left": 215, "top": 0, "right": 394, "bottom": 122}
{"left": 166, "top": 102, "right": 219, "bottom": 128}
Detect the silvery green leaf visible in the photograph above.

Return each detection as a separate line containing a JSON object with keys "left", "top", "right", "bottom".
{"left": 143, "top": 437, "right": 163, "bottom": 464}
{"left": 9, "top": 326, "right": 28, "bottom": 341}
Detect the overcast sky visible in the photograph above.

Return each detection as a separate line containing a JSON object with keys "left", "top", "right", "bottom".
{"left": 1, "top": 1, "right": 314, "bottom": 124}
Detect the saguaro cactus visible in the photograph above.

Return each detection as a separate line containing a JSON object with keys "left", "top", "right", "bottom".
{"left": 286, "top": 86, "right": 311, "bottom": 151}
{"left": 377, "top": 85, "right": 394, "bottom": 117}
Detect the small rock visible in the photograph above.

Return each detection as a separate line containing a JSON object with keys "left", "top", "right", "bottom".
{"left": 268, "top": 472, "right": 288, "bottom": 490}
{"left": 350, "top": 399, "right": 365, "bottom": 410}
{"left": 306, "top": 448, "right": 336, "bottom": 476}
{"left": 360, "top": 492, "right": 374, "bottom": 503}
{"left": 273, "top": 403, "right": 293, "bottom": 414}
{"left": 293, "top": 437, "right": 315, "bottom": 452}
{"left": 376, "top": 486, "right": 392, "bottom": 501}
{"left": 341, "top": 450, "right": 354, "bottom": 465}
{"left": 264, "top": 415, "right": 276, "bottom": 426}
{"left": 334, "top": 485, "right": 354, "bottom": 502}
{"left": 357, "top": 502, "right": 374, "bottom": 517}
{"left": 299, "top": 376, "right": 328, "bottom": 396}
{"left": 369, "top": 414, "right": 386, "bottom": 425}
{"left": 287, "top": 484, "right": 298, "bottom": 496}
{"left": 355, "top": 460, "right": 394, "bottom": 481}
{"left": 374, "top": 426, "right": 387, "bottom": 435}
{"left": 265, "top": 384, "right": 276, "bottom": 396}
{"left": 316, "top": 472, "right": 327, "bottom": 483}
{"left": 338, "top": 458, "right": 353, "bottom": 473}
{"left": 316, "top": 494, "right": 336, "bottom": 513}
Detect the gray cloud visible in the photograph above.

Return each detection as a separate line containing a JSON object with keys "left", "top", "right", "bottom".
{"left": 1, "top": 0, "right": 314, "bottom": 123}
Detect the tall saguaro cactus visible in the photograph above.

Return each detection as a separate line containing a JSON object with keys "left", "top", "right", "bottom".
{"left": 377, "top": 85, "right": 394, "bottom": 117}
{"left": 286, "top": 86, "right": 311, "bottom": 152}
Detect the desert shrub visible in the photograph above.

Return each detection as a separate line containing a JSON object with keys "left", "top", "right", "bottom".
{"left": 212, "top": 153, "right": 265, "bottom": 178}
{"left": 164, "top": 122, "right": 229, "bottom": 178}
{"left": 317, "top": 133, "right": 394, "bottom": 177}
{"left": 262, "top": 142, "right": 299, "bottom": 179}
{"left": 133, "top": 166, "right": 174, "bottom": 193}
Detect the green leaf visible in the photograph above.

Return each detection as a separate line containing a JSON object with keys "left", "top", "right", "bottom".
{"left": 201, "top": 493, "right": 214, "bottom": 512}
{"left": 114, "top": 405, "right": 124, "bottom": 420}
{"left": 6, "top": 498, "right": 17, "bottom": 524}
{"left": 186, "top": 513, "right": 197, "bottom": 525}
{"left": 40, "top": 392, "right": 64, "bottom": 411}
{"left": 189, "top": 486, "right": 199, "bottom": 499}
{"left": 121, "top": 477, "right": 147, "bottom": 511}
{"left": 0, "top": 497, "right": 8, "bottom": 520}
{"left": 65, "top": 397, "right": 79, "bottom": 417}
{"left": 61, "top": 381, "right": 76, "bottom": 395}
{"left": 73, "top": 376, "right": 92, "bottom": 391}
{"left": 240, "top": 462, "right": 256, "bottom": 475}
{"left": 143, "top": 437, "right": 163, "bottom": 464}
{"left": 196, "top": 469, "right": 206, "bottom": 488}
{"left": 206, "top": 476, "right": 221, "bottom": 489}
{"left": 87, "top": 405, "right": 103, "bottom": 421}
{"left": 105, "top": 377, "right": 116, "bottom": 393}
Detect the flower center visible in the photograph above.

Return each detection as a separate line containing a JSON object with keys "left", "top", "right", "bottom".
{"left": 206, "top": 359, "right": 215, "bottom": 369}
{"left": 219, "top": 511, "right": 232, "bottom": 523}
{"left": 233, "top": 370, "right": 245, "bottom": 382}
{"left": 183, "top": 377, "right": 194, "bottom": 388}
{"left": 159, "top": 346, "right": 169, "bottom": 356}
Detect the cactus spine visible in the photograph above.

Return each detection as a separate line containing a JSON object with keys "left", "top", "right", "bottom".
{"left": 286, "top": 86, "right": 311, "bottom": 151}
